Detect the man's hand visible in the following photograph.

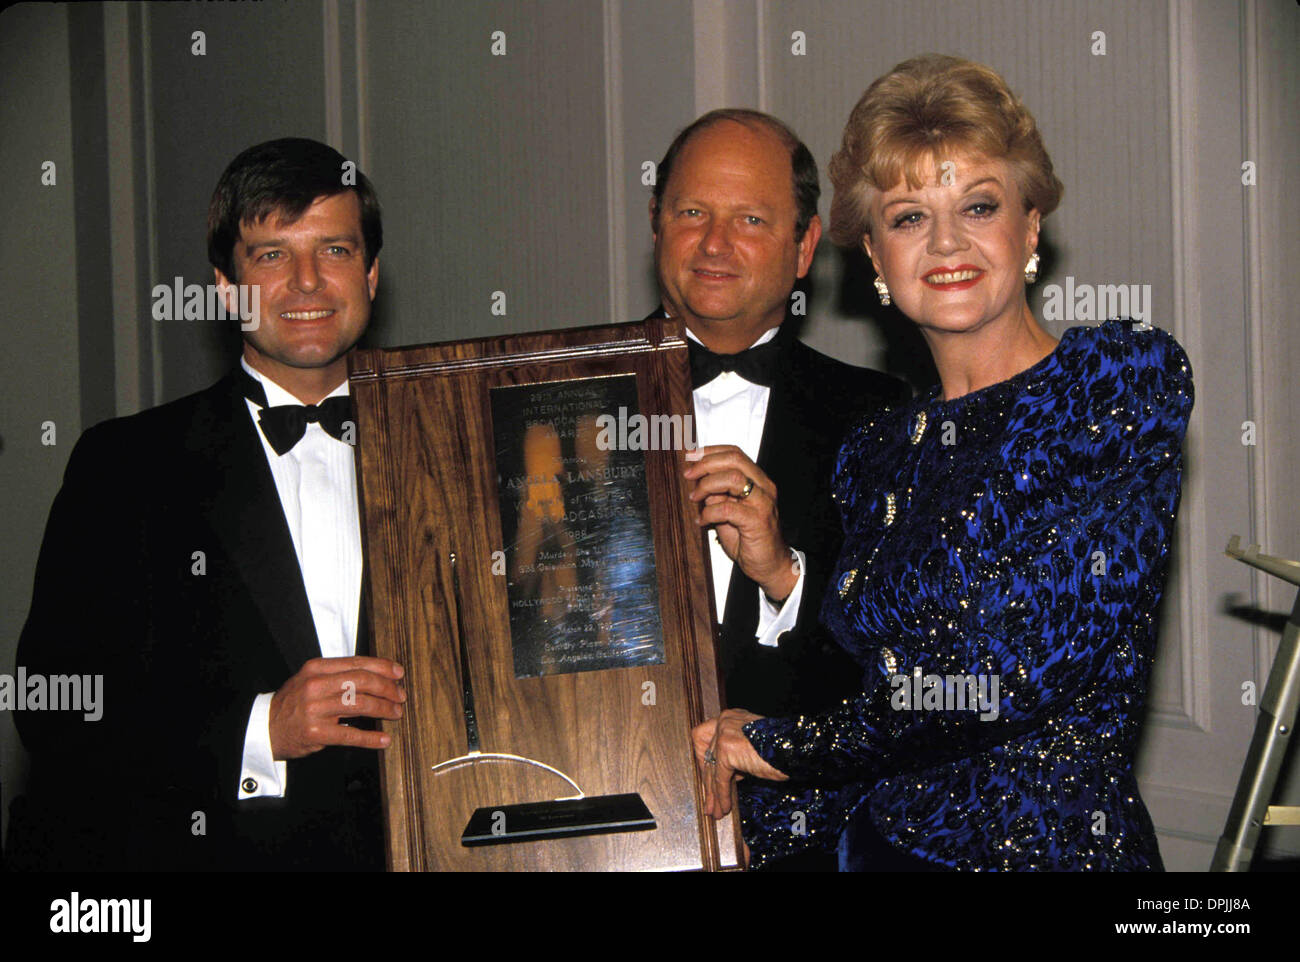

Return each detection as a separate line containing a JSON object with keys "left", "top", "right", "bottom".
{"left": 683, "top": 445, "right": 798, "bottom": 601}
{"left": 691, "top": 709, "right": 788, "bottom": 820}
{"left": 269, "top": 656, "right": 406, "bottom": 760}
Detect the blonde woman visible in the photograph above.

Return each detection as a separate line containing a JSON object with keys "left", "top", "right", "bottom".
{"left": 694, "top": 55, "right": 1192, "bottom": 871}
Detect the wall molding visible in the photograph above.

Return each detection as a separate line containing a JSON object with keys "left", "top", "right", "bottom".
{"left": 1142, "top": 780, "right": 1234, "bottom": 850}
{"left": 355, "top": 0, "right": 370, "bottom": 173}
{"left": 1240, "top": 0, "right": 1275, "bottom": 687}
{"left": 693, "top": 0, "right": 758, "bottom": 112}
{"left": 1159, "top": 0, "right": 1213, "bottom": 735}
{"left": 104, "top": 2, "right": 142, "bottom": 417}
{"left": 323, "top": 0, "right": 343, "bottom": 149}
{"left": 602, "top": 0, "right": 628, "bottom": 325}
{"left": 138, "top": 3, "right": 161, "bottom": 407}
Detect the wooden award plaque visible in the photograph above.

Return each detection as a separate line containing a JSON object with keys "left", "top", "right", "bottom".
{"left": 349, "top": 317, "right": 742, "bottom": 871}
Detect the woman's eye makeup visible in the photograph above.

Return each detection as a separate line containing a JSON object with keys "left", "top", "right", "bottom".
{"left": 964, "top": 198, "right": 1000, "bottom": 217}
{"left": 886, "top": 197, "right": 1002, "bottom": 229}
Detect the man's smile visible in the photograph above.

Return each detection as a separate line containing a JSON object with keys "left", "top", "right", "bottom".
{"left": 279, "top": 309, "right": 336, "bottom": 320}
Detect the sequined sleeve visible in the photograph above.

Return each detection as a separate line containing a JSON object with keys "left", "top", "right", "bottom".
{"left": 745, "top": 323, "right": 1193, "bottom": 787}
{"left": 829, "top": 407, "right": 901, "bottom": 526}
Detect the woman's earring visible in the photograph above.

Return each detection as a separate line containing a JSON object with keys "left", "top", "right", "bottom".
{"left": 873, "top": 276, "right": 891, "bottom": 306}
{"left": 1024, "top": 252, "right": 1040, "bottom": 284}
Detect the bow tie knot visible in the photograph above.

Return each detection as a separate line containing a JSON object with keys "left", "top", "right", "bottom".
{"left": 238, "top": 369, "right": 354, "bottom": 455}
{"left": 299, "top": 405, "right": 331, "bottom": 425}
{"left": 688, "top": 337, "right": 782, "bottom": 389}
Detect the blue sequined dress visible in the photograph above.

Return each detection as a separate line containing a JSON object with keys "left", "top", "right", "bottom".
{"left": 742, "top": 319, "right": 1193, "bottom": 870}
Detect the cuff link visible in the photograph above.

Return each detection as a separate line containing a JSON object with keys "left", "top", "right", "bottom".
{"left": 241, "top": 777, "right": 258, "bottom": 794}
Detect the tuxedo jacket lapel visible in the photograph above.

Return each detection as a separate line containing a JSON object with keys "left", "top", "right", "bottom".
{"left": 193, "top": 375, "right": 324, "bottom": 673}
{"left": 752, "top": 334, "right": 823, "bottom": 552}
{"left": 752, "top": 331, "right": 801, "bottom": 496}
{"left": 719, "top": 327, "right": 799, "bottom": 641}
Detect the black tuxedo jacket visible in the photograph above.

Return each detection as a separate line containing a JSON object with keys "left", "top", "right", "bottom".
{"left": 667, "top": 315, "right": 909, "bottom": 718}
{"left": 10, "top": 374, "right": 383, "bottom": 871}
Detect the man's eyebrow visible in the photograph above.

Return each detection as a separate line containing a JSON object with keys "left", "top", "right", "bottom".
{"left": 244, "top": 237, "right": 288, "bottom": 253}
{"left": 243, "top": 233, "right": 361, "bottom": 253}
{"left": 668, "top": 196, "right": 777, "bottom": 212}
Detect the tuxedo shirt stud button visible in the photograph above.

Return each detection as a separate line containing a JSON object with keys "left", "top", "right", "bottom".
{"left": 241, "top": 777, "right": 258, "bottom": 793}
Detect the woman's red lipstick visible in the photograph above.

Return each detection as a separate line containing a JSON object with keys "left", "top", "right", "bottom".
{"left": 922, "top": 265, "right": 985, "bottom": 291}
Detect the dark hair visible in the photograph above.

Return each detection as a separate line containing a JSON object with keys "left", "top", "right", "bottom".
{"left": 651, "top": 109, "right": 820, "bottom": 241}
{"left": 207, "top": 137, "right": 382, "bottom": 281}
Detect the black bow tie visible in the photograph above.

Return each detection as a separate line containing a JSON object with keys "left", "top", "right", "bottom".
{"left": 687, "top": 337, "right": 782, "bottom": 389}
{"left": 238, "top": 369, "right": 354, "bottom": 455}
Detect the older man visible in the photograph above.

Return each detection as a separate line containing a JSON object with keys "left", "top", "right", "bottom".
{"left": 649, "top": 111, "right": 906, "bottom": 868}
{"left": 652, "top": 109, "right": 905, "bottom": 719}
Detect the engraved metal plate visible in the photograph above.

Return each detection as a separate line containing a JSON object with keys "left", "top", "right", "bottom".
{"left": 490, "top": 376, "right": 666, "bottom": 679}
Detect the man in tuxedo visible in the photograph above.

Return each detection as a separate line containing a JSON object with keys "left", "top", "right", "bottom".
{"left": 10, "top": 138, "right": 404, "bottom": 871}
{"left": 651, "top": 111, "right": 905, "bottom": 863}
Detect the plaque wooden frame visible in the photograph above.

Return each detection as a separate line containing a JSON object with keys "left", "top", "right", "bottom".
{"left": 349, "top": 318, "right": 742, "bottom": 871}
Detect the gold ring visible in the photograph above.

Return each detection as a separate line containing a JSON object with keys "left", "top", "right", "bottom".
{"left": 740, "top": 477, "right": 755, "bottom": 499}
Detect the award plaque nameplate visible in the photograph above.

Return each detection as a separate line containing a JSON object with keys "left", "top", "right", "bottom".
{"left": 489, "top": 375, "right": 665, "bottom": 679}
{"left": 349, "top": 318, "right": 741, "bottom": 871}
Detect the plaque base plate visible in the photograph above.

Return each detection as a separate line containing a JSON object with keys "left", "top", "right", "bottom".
{"left": 461, "top": 793, "right": 656, "bottom": 846}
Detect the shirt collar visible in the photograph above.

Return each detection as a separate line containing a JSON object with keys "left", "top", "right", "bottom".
{"left": 682, "top": 324, "right": 780, "bottom": 351}
{"left": 240, "top": 356, "right": 349, "bottom": 407}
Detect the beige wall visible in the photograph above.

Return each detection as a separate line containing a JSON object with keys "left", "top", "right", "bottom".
{"left": 3, "top": 0, "right": 1297, "bottom": 868}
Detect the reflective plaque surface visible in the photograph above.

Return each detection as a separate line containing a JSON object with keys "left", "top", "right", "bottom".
{"left": 490, "top": 376, "right": 665, "bottom": 678}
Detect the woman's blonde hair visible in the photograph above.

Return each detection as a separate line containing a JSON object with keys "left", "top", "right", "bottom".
{"left": 828, "top": 54, "right": 1063, "bottom": 245}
